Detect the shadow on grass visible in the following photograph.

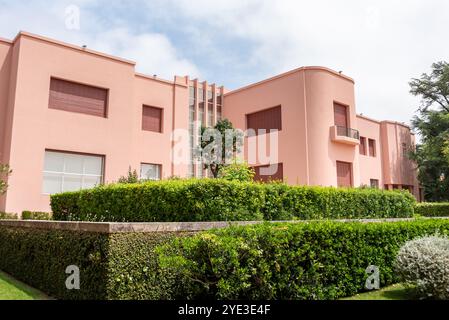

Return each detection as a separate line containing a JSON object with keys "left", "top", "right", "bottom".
{"left": 0, "top": 271, "right": 51, "bottom": 300}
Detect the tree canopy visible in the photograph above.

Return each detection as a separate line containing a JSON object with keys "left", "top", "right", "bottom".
{"left": 410, "top": 61, "right": 449, "bottom": 201}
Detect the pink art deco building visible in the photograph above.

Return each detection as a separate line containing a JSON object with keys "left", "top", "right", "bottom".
{"left": 0, "top": 32, "right": 421, "bottom": 214}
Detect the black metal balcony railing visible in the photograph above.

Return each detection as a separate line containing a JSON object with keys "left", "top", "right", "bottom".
{"left": 336, "top": 126, "right": 360, "bottom": 140}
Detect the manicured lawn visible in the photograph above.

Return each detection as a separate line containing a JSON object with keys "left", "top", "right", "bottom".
{"left": 0, "top": 271, "right": 49, "bottom": 300}
{"left": 342, "top": 284, "right": 417, "bottom": 300}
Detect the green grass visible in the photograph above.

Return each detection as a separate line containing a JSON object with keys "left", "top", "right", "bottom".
{"left": 0, "top": 271, "right": 50, "bottom": 300}
{"left": 342, "top": 284, "right": 417, "bottom": 300}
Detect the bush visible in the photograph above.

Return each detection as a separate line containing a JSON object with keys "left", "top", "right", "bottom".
{"left": 22, "top": 211, "right": 52, "bottom": 221}
{"left": 0, "top": 224, "right": 187, "bottom": 300}
{"left": 156, "top": 219, "right": 449, "bottom": 300}
{"left": 415, "top": 203, "right": 449, "bottom": 217}
{"left": 0, "top": 212, "right": 18, "bottom": 220}
{"left": 395, "top": 236, "right": 449, "bottom": 300}
{"left": 51, "top": 179, "right": 416, "bottom": 222}
{"left": 218, "top": 161, "right": 255, "bottom": 182}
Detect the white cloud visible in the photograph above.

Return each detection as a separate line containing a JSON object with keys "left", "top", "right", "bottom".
{"left": 0, "top": 0, "right": 200, "bottom": 80}
{"left": 147, "top": 0, "right": 449, "bottom": 126}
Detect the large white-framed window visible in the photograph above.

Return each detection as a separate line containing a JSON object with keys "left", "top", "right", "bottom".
{"left": 140, "top": 163, "right": 162, "bottom": 181}
{"left": 42, "top": 150, "right": 104, "bottom": 195}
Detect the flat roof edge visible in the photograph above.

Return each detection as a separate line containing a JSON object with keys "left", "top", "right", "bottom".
{"left": 224, "top": 66, "right": 355, "bottom": 97}
{"left": 14, "top": 31, "right": 136, "bottom": 66}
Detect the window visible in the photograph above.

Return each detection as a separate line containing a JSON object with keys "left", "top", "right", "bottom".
{"left": 43, "top": 151, "right": 103, "bottom": 195}
{"left": 334, "top": 103, "right": 348, "bottom": 128}
{"left": 140, "top": 163, "right": 161, "bottom": 181}
{"left": 402, "top": 143, "right": 408, "bottom": 158}
{"left": 253, "top": 163, "right": 284, "bottom": 182}
{"left": 208, "top": 104, "right": 214, "bottom": 127}
{"left": 49, "top": 78, "right": 108, "bottom": 117}
{"left": 246, "top": 106, "right": 282, "bottom": 134}
{"left": 368, "top": 139, "right": 376, "bottom": 157}
{"left": 370, "top": 179, "right": 379, "bottom": 189}
{"left": 336, "top": 161, "right": 352, "bottom": 187}
{"left": 216, "top": 105, "right": 222, "bottom": 122}
{"left": 142, "top": 105, "right": 163, "bottom": 133}
{"left": 359, "top": 137, "right": 367, "bottom": 155}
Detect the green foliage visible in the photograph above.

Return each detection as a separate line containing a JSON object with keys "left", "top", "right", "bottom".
{"left": 0, "top": 226, "right": 185, "bottom": 300}
{"left": 198, "top": 119, "right": 244, "bottom": 178}
{"left": 51, "top": 179, "right": 416, "bottom": 222}
{"left": 51, "top": 179, "right": 265, "bottom": 222}
{"left": 409, "top": 62, "right": 449, "bottom": 201}
{"left": 157, "top": 219, "right": 449, "bottom": 300}
{"left": 118, "top": 167, "right": 139, "bottom": 184}
{"left": 218, "top": 160, "right": 255, "bottom": 182}
{"left": 0, "top": 164, "right": 12, "bottom": 195}
{"left": 415, "top": 203, "right": 449, "bottom": 217}
{"left": 0, "top": 226, "right": 110, "bottom": 300}
{"left": 0, "top": 212, "right": 18, "bottom": 220}
{"left": 21, "top": 211, "right": 52, "bottom": 221}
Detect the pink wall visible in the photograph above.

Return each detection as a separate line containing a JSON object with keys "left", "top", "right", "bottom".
{"left": 0, "top": 31, "right": 421, "bottom": 214}
{"left": 224, "top": 69, "right": 308, "bottom": 185}
{"left": 357, "top": 116, "right": 384, "bottom": 187}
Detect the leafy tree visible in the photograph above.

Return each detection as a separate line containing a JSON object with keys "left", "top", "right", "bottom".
{"left": 218, "top": 159, "right": 255, "bottom": 182}
{"left": 409, "top": 61, "right": 449, "bottom": 201}
{"left": 198, "top": 119, "right": 244, "bottom": 178}
{"left": 0, "top": 164, "right": 12, "bottom": 195}
{"left": 118, "top": 167, "right": 139, "bottom": 184}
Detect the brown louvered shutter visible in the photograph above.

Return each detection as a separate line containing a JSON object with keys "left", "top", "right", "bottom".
{"left": 247, "top": 106, "right": 282, "bottom": 134}
{"left": 334, "top": 103, "right": 348, "bottom": 127}
{"left": 359, "top": 137, "right": 367, "bottom": 155}
{"left": 49, "top": 78, "right": 108, "bottom": 117}
{"left": 142, "top": 105, "right": 163, "bottom": 133}
{"left": 336, "top": 161, "right": 352, "bottom": 187}
{"left": 253, "top": 163, "right": 284, "bottom": 182}
{"left": 368, "top": 139, "right": 376, "bottom": 157}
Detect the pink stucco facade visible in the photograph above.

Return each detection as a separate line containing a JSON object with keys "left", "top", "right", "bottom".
{"left": 0, "top": 32, "right": 420, "bottom": 215}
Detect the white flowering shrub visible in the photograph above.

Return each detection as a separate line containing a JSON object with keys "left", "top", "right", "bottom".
{"left": 395, "top": 235, "right": 449, "bottom": 299}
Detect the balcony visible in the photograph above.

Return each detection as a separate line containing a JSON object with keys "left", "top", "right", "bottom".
{"left": 330, "top": 125, "right": 360, "bottom": 146}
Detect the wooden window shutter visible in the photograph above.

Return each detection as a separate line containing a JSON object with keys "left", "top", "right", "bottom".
{"left": 334, "top": 103, "right": 348, "bottom": 128}
{"left": 247, "top": 106, "right": 282, "bottom": 134}
{"left": 253, "top": 163, "right": 284, "bottom": 182}
{"left": 142, "top": 105, "right": 163, "bottom": 133}
{"left": 49, "top": 78, "right": 108, "bottom": 117}
{"left": 336, "top": 161, "right": 352, "bottom": 187}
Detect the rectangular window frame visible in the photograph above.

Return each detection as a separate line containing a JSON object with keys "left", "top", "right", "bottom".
{"left": 42, "top": 149, "right": 105, "bottom": 195}
{"left": 49, "top": 77, "right": 109, "bottom": 118}
{"left": 142, "top": 105, "right": 164, "bottom": 133}
{"left": 246, "top": 105, "right": 282, "bottom": 135}
{"left": 140, "top": 163, "right": 162, "bottom": 181}
{"left": 368, "top": 139, "right": 376, "bottom": 157}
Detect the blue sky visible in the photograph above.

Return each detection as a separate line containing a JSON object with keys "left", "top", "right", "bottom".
{"left": 1, "top": 0, "right": 449, "bottom": 127}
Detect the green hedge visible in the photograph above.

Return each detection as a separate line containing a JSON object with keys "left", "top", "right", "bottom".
{"left": 22, "top": 211, "right": 52, "bottom": 221}
{"left": 0, "top": 225, "right": 183, "bottom": 300}
{"left": 156, "top": 219, "right": 449, "bottom": 300}
{"left": 415, "top": 203, "right": 449, "bottom": 217}
{"left": 1, "top": 219, "right": 449, "bottom": 300}
{"left": 50, "top": 179, "right": 416, "bottom": 222}
{"left": 0, "top": 212, "right": 17, "bottom": 220}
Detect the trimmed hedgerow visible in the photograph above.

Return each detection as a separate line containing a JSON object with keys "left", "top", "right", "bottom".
{"left": 156, "top": 219, "right": 449, "bottom": 300}
{"left": 0, "top": 212, "right": 18, "bottom": 220}
{"left": 415, "top": 203, "right": 449, "bottom": 217}
{"left": 50, "top": 179, "right": 416, "bottom": 222}
{"left": 1, "top": 219, "right": 449, "bottom": 300}
{"left": 0, "top": 225, "right": 182, "bottom": 300}
{"left": 22, "top": 211, "right": 52, "bottom": 221}
{"left": 0, "top": 226, "right": 109, "bottom": 300}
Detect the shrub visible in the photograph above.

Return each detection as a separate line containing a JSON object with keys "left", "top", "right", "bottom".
{"left": 118, "top": 167, "right": 139, "bottom": 184}
{"left": 21, "top": 211, "right": 52, "bottom": 221}
{"left": 156, "top": 219, "right": 449, "bottom": 300}
{"left": 51, "top": 179, "right": 265, "bottom": 222}
{"left": 0, "top": 224, "right": 187, "bottom": 300}
{"left": 415, "top": 203, "right": 449, "bottom": 217}
{"left": 51, "top": 179, "right": 416, "bottom": 222}
{"left": 0, "top": 212, "right": 18, "bottom": 220}
{"left": 218, "top": 160, "right": 255, "bottom": 182}
{"left": 395, "top": 236, "right": 449, "bottom": 300}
